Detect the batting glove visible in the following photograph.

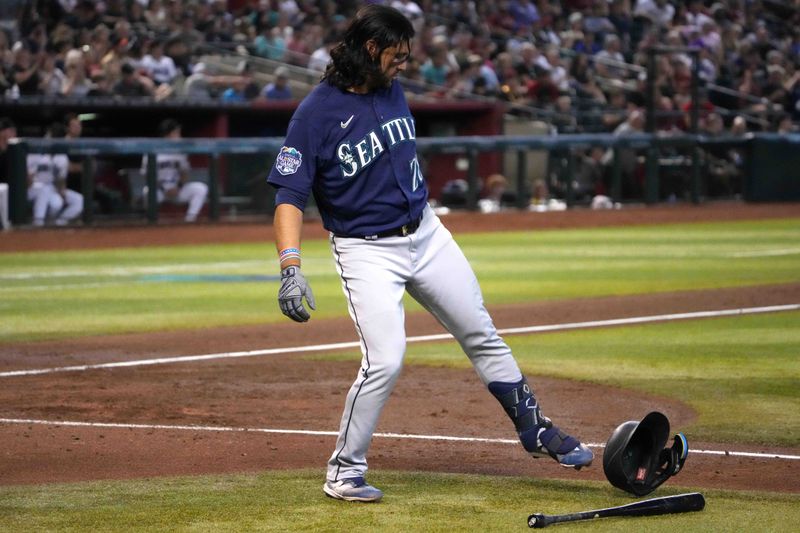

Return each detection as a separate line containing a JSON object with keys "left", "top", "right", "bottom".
{"left": 278, "top": 265, "right": 316, "bottom": 322}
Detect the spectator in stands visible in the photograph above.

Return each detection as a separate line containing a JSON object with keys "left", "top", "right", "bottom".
{"left": 544, "top": 46, "right": 569, "bottom": 92}
{"left": 552, "top": 94, "right": 579, "bottom": 133}
{"left": 262, "top": 65, "right": 292, "bottom": 100}
{"left": 569, "top": 53, "right": 606, "bottom": 104}
{"left": 11, "top": 41, "right": 42, "bottom": 96}
{"left": 308, "top": 36, "right": 335, "bottom": 73}
{"left": 478, "top": 173, "right": 509, "bottom": 213}
{"left": 601, "top": 88, "right": 630, "bottom": 131}
{"left": 24, "top": 21, "right": 49, "bottom": 55}
{"left": 85, "top": 24, "right": 112, "bottom": 76}
{"left": 527, "top": 66, "right": 560, "bottom": 107}
{"left": 171, "top": 13, "right": 205, "bottom": 55}
{"left": 451, "top": 53, "right": 483, "bottom": 96}
{"left": 607, "top": 108, "right": 646, "bottom": 198}
{"left": 761, "top": 64, "right": 790, "bottom": 106}
{"left": 391, "top": 0, "right": 424, "bottom": 25}
{"left": 87, "top": 70, "right": 113, "bottom": 97}
{"left": 594, "top": 34, "right": 626, "bottom": 79}
{"left": 634, "top": 0, "right": 676, "bottom": 29}
{"left": 515, "top": 42, "right": 548, "bottom": 82}
{"left": 254, "top": 26, "right": 286, "bottom": 61}
{"left": 140, "top": 38, "right": 177, "bottom": 85}
{"left": 183, "top": 61, "right": 215, "bottom": 99}
{"left": 493, "top": 51, "right": 517, "bottom": 86}
{"left": 221, "top": 60, "right": 260, "bottom": 102}
{"left": 560, "top": 12, "right": 585, "bottom": 50}
{"left": 113, "top": 61, "right": 153, "bottom": 98}
{"left": 27, "top": 122, "right": 83, "bottom": 227}
{"left": 573, "top": 29, "right": 602, "bottom": 55}
{"left": 61, "top": 48, "right": 92, "bottom": 97}
{"left": 126, "top": 0, "right": 148, "bottom": 31}
{"left": 144, "top": 0, "right": 170, "bottom": 33}
{"left": 486, "top": 1, "right": 517, "bottom": 41}
{"left": 65, "top": 0, "right": 101, "bottom": 31}
{"left": 584, "top": 1, "right": 616, "bottom": 37}
{"left": 284, "top": 23, "right": 319, "bottom": 66}
{"left": 141, "top": 119, "right": 208, "bottom": 223}
{"left": 0, "top": 0, "right": 796, "bottom": 138}
{"left": 421, "top": 44, "right": 451, "bottom": 87}
{"left": 39, "top": 52, "right": 65, "bottom": 96}
{"left": 607, "top": 0, "right": 633, "bottom": 48}
{"left": 509, "top": 0, "right": 540, "bottom": 32}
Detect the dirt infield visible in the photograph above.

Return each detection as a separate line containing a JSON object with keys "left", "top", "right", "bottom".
{"left": 1, "top": 202, "right": 798, "bottom": 492}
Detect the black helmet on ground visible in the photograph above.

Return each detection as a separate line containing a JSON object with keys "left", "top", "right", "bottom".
{"left": 603, "top": 411, "right": 689, "bottom": 496}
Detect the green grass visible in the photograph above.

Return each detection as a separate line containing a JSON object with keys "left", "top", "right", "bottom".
{"left": 1, "top": 470, "right": 798, "bottom": 532}
{"left": 1, "top": 218, "right": 799, "bottom": 530}
{"left": 1, "top": 218, "right": 798, "bottom": 343}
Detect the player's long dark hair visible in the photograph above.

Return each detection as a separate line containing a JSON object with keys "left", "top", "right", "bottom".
{"left": 323, "top": 4, "right": 414, "bottom": 91}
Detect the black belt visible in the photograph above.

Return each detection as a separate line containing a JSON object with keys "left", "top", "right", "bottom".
{"left": 337, "top": 214, "right": 423, "bottom": 240}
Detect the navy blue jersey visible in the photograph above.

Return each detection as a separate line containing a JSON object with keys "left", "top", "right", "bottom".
{"left": 267, "top": 79, "right": 428, "bottom": 237}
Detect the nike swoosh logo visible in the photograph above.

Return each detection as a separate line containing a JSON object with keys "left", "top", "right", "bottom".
{"left": 340, "top": 115, "right": 354, "bottom": 129}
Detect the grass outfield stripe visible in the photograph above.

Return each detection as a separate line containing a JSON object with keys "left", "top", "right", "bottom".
{"left": 0, "top": 259, "right": 269, "bottom": 280}
{"left": 1, "top": 417, "right": 798, "bottom": 461}
{"left": 726, "top": 248, "right": 800, "bottom": 257}
{"left": 2, "top": 304, "right": 798, "bottom": 378}
{"left": 0, "top": 281, "right": 131, "bottom": 292}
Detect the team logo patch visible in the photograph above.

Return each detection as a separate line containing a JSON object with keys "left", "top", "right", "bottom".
{"left": 275, "top": 146, "right": 302, "bottom": 176}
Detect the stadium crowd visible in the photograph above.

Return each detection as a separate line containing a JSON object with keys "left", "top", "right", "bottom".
{"left": 0, "top": 0, "right": 797, "bottom": 134}
{"left": 0, "top": 0, "right": 797, "bottom": 227}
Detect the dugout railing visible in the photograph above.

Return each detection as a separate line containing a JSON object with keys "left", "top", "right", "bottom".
{"left": 6, "top": 132, "right": 800, "bottom": 226}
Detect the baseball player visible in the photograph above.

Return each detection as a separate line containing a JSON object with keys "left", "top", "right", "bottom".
{"left": 267, "top": 5, "right": 593, "bottom": 503}
{"left": 27, "top": 122, "right": 83, "bottom": 227}
{"left": 141, "top": 119, "right": 208, "bottom": 222}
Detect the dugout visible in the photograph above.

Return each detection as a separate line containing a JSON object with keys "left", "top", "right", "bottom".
{"left": 0, "top": 96, "right": 503, "bottom": 221}
{"left": 744, "top": 134, "right": 800, "bottom": 202}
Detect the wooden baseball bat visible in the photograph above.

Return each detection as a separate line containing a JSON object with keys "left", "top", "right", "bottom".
{"left": 527, "top": 492, "right": 705, "bottom": 528}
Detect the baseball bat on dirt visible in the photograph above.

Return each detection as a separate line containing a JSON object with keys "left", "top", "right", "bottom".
{"left": 527, "top": 492, "right": 705, "bottom": 528}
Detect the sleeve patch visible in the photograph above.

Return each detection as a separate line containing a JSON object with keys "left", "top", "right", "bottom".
{"left": 275, "top": 146, "right": 303, "bottom": 175}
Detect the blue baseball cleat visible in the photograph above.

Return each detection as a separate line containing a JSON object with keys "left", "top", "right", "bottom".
{"left": 323, "top": 477, "right": 383, "bottom": 502}
{"left": 524, "top": 418, "right": 594, "bottom": 469}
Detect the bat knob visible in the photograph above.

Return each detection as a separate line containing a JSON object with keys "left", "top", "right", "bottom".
{"left": 528, "top": 514, "right": 546, "bottom": 528}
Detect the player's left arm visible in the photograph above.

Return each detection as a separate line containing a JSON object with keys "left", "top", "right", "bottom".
{"left": 268, "top": 116, "right": 318, "bottom": 322}
{"left": 274, "top": 201, "right": 315, "bottom": 322}
{"left": 275, "top": 202, "right": 303, "bottom": 268}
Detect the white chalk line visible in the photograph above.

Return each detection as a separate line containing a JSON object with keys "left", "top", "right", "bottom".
{"left": 1, "top": 417, "right": 797, "bottom": 462}
{"left": 0, "top": 281, "right": 132, "bottom": 293}
{"left": 726, "top": 248, "right": 800, "bottom": 258}
{"left": 0, "top": 259, "right": 269, "bottom": 281}
{"left": 2, "top": 304, "right": 799, "bottom": 379}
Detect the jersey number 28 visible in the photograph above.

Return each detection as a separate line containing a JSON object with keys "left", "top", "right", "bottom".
{"left": 410, "top": 157, "right": 424, "bottom": 192}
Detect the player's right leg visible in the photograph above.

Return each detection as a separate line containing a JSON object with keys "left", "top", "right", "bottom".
{"left": 407, "top": 209, "right": 592, "bottom": 469}
{"left": 55, "top": 190, "right": 83, "bottom": 225}
{"left": 28, "top": 184, "right": 51, "bottom": 227}
{"left": 178, "top": 181, "right": 208, "bottom": 222}
{"left": 324, "top": 235, "right": 411, "bottom": 500}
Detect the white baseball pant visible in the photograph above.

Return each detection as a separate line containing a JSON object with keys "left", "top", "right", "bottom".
{"left": 143, "top": 182, "right": 209, "bottom": 222}
{"left": 326, "top": 204, "right": 523, "bottom": 482}
{"left": 28, "top": 183, "right": 84, "bottom": 226}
